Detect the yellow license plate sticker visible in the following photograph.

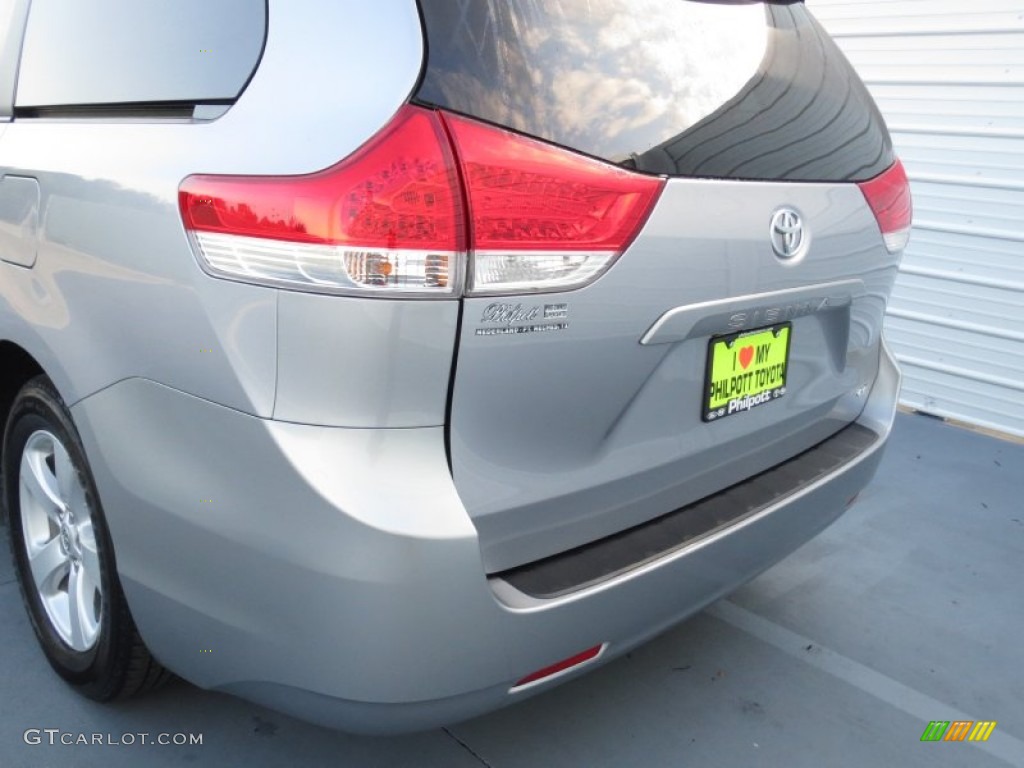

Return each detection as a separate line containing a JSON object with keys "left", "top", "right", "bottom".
{"left": 704, "top": 324, "right": 790, "bottom": 421}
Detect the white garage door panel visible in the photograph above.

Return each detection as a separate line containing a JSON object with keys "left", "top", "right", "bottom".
{"left": 839, "top": 35, "right": 1024, "bottom": 77}
{"left": 841, "top": 31, "right": 1023, "bottom": 58}
{"left": 894, "top": 134, "right": 1024, "bottom": 182}
{"left": 887, "top": 319, "right": 1024, "bottom": 384}
{"left": 910, "top": 183, "right": 1023, "bottom": 233}
{"left": 870, "top": 84, "right": 1024, "bottom": 130}
{"left": 855, "top": 67, "right": 1020, "bottom": 86}
{"left": 901, "top": 231, "right": 1024, "bottom": 286}
{"left": 891, "top": 275, "right": 1024, "bottom": 335}
{"left": 813, "top": 0, "right": 1024, "bottom": 437}
{"left": 819, "top": 0, "right": 1024, "bottom": 37}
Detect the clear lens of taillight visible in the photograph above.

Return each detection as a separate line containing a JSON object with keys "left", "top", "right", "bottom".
{"left": 442, "top": 113, "right": 664, "bottom": 295}
{"left": 179, "top": 106, "right": 464, "bottom": 296}
{"left": 858, "top": 158, "right": 912, "bottom": 253}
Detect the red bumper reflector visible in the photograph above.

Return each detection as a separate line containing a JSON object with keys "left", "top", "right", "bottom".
{"left": 512, "top": 644, "right": 605, "bottom": 690}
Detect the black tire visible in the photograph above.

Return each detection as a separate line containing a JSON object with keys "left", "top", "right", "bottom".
{"left": 2, "top": 375, "right": 170, "bottom": 699}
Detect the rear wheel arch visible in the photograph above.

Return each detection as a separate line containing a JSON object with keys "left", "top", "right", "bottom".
{"left": 0, "top": 341, "right": 45, "bottom": 461}
{"left": 1, "top": 368, "right": 172, "bottom": 698}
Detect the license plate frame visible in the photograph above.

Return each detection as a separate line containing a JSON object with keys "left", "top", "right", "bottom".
{"left": 703, "top": 323, "right": 791, "bottom": 422}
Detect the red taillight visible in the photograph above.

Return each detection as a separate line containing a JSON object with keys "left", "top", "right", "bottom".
{"left": 180, "top": 105, "right": 464, "bottom": 295}
{"left": 511, "top": 644, "right": 606, "bottom": 691}
{"left": 179, "top": 106, "right": 663, "bottom": 296}
{"left": 443, "top": 113, "right": 664, "bottom": 294}
{"left": 858, "top": 158, "right": 912, "bottom": 253}
{"left": 443, "top": 113, "right": 662, "bottom": 253}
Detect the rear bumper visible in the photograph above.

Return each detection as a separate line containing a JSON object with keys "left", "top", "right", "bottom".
{"left": 71, "top": 341, "right": 900, "bottom": 733}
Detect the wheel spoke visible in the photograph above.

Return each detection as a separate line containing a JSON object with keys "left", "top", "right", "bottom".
{"left": 67, "top": 564, "right": 100, "bottom": 650}
{"left": 28, "top": 536, "right": 68, "bottom": 595}
{"left": 67, "top": 470, "right": 88, "bottom": 524}
{"left": 79, "top": 563, "right": 101, "bottom": 647}
{"left": 67, "top": 565, "right": 85, "bottom": 649}
{"left": 20, "top": 450, "right": 64, "bottom": 521}
{"left": 53, "top": 441, "right": 76, "bottom": 509}
{"left": 78, "top": 520, "right": 101, "bottom": 586}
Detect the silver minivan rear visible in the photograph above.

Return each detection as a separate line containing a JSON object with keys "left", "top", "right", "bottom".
{"left": 0, "top": 0, "right": 909, "bottom": 732}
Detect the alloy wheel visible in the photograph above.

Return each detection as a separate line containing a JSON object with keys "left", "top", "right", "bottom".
{"left": 18, "top": 429, "right": 103, "bottom": 652}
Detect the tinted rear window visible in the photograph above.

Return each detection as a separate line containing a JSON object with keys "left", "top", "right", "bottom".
{"left": 416, "top": 0, "right": 893, "bottom": 182}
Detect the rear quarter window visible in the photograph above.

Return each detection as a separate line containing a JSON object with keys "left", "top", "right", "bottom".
{"left": 15, "top": 0, "right": 266, "bottom": 108}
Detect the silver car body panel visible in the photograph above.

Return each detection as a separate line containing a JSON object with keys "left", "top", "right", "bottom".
{"left": 274, "top": 292, "right": 457, "bottom": 428}
{"left": 0, "top": 174, "right": 39, "bottom": 267}
{"left": 0, "top": 0, "right": 426, "bottom": 418}
{"left": 69, "top": 344, "right": 899, "bottom": 733}
{"left": 450, "top": 180, "right": 898, "bottom": 571}
{"left": 0, "top": 0, "right": 904, "bottom": 733}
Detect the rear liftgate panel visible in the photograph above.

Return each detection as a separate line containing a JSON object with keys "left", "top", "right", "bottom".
{"left": 416, "top": 0, "right": 906, "bottom": 572}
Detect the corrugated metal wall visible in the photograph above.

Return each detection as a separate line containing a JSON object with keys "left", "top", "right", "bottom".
{"left": 810, "top": 0, "right": 1024, "bottom": 437}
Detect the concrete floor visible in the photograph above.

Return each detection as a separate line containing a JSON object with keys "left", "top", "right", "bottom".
{"left": 1, "top": 412, "right": 1021, "bottom": 767}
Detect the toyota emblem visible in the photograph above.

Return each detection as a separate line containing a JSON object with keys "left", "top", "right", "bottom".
{"left": 770, "top": 208, "right": 807, "bottom": 259}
